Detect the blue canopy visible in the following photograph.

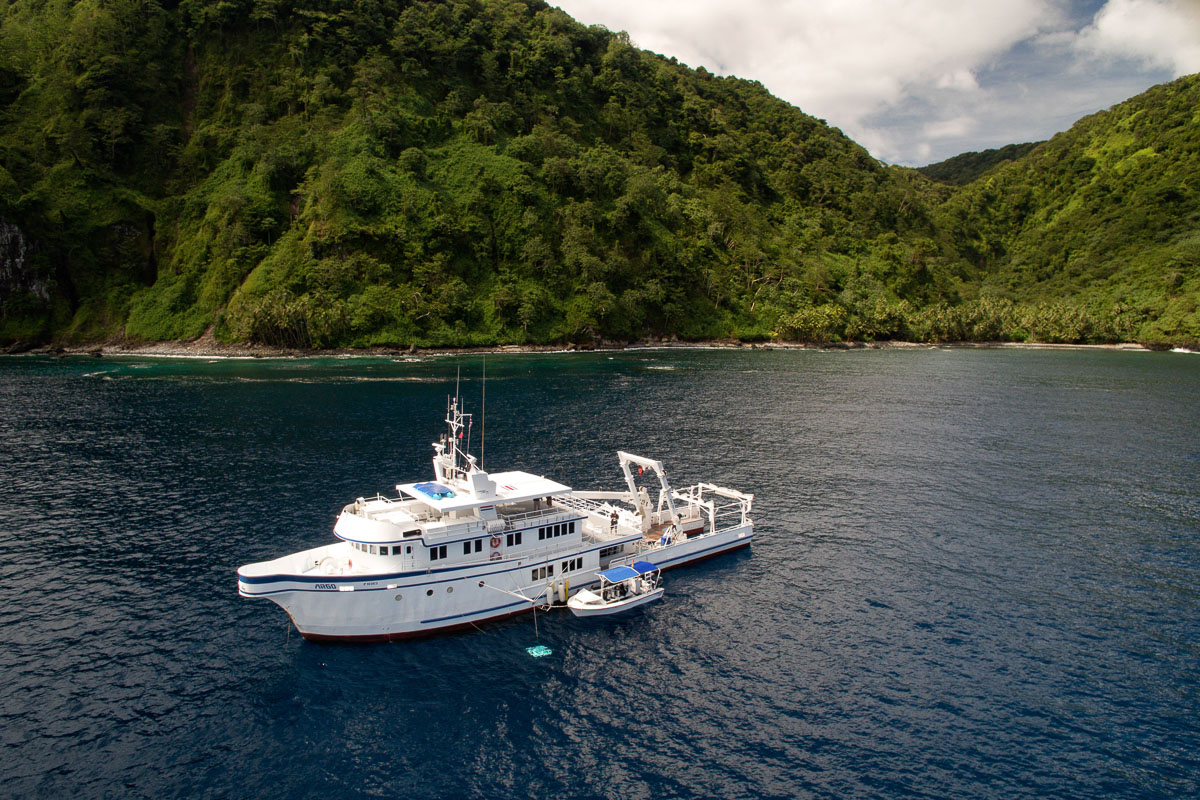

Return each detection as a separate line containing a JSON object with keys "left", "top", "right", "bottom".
{"left": 598, "top": 561, "right": 659, "bottom": 583}
{"left": 597, "top": 565, "right": 639, "bottom": 583}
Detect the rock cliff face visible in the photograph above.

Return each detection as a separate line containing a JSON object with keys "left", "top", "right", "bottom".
{"left": 0, "top": 219, "right": 47, "bottom": 303}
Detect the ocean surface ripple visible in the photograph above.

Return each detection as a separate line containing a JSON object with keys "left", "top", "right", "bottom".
{"left": 1, "top": 349, "right": 1197, "bottom": 799}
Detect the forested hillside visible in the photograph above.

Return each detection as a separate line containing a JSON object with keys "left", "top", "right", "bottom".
{"left": 0, "top": 0, "right": 1196, "bottom": 348}
{"left": 918, "top": 143, "right": 1041, "bottom": 186}
{"left": 934, "top": 76, "right": 1200, "bottom": 344}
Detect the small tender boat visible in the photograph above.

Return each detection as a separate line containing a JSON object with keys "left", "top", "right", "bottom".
{"left": 567, "top": 561, "right": 664, "bottom": 617}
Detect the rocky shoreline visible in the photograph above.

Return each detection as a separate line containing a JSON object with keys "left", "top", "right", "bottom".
{"left": 2, "top": 334, "right": 1163, "bottom": 359}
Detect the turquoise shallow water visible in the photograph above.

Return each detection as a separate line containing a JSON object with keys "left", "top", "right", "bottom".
{"left": 1, "top": 348, "right": 1198, "bottom": 799}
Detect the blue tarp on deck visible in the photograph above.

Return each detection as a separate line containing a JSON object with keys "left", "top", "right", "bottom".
{"left": 413, "top": 482, "right": 456, "bottom": 500}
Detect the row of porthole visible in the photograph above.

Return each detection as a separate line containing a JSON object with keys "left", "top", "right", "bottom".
{"left": 394, "top": 586, "right": 455, "bottom": 601}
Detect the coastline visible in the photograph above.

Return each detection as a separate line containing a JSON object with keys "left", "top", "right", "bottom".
{"left": 3, "top": 335, "right": 1167, "bottom": 360}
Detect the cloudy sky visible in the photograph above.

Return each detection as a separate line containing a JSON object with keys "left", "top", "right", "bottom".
{"left": 553, "top": 0, "right": 1200, "bottom": 166}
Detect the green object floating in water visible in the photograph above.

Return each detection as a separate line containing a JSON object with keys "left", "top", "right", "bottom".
{"left": 526, "top": 645, "right": 553, "bottom": 658}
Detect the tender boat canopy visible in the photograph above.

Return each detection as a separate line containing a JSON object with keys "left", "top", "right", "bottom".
{"left": 598, "top": 561, "right": 659, "bottom": 583}
{"left": 598, "top": 565, "right": 639, "bottom": 583}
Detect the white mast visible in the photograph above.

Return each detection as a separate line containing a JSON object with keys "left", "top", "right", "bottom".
{"left": 434, "top": 388, "right": 476, "bottom": 484}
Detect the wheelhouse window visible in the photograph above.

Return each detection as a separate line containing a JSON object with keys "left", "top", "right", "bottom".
{"left": 429, "top": 545, "right": 448, "bottom": 561}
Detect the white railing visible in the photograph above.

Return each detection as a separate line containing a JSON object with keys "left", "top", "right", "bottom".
{"left": 552, "top": 494, "right": 612, "bottom": 516}
{"left": 672, "top": 482, "right": 753, "bottom": 531}
{"left": 498, "top": 507, "right": 574, "bottom": 530}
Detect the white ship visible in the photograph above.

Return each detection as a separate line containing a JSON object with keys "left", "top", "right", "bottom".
{"left": 237, "top": 394, "right": 754, "bottom": 641}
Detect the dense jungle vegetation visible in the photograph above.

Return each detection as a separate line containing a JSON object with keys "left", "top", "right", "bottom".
{"left": 1, "top": 0, "right": 1197, "bottom": 348}
{"left": 917, "top": 143, "right": 1041, "bottom": 186}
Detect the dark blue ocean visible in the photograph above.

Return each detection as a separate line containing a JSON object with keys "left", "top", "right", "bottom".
{"left": 1, "top": 348, "right": 1198, "bottom": 799}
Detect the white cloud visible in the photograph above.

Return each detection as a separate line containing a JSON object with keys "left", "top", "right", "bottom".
{"left": 923, "top": 115, "right": 976, "bottom": 139}
{"left": 556, "top": 1, "right": 1057, "bottom": 117}
{"left": 937, "top": 70, "right": 981, "bottom": 91}
{"left": 554, "top": 0, "right": 1063, "bottom": 162}
{"left": 1076, "top": 0, "right": 1200, "bottom": 75}
{"left": 552, "top": 1, "right": 1196, "bottom": 165}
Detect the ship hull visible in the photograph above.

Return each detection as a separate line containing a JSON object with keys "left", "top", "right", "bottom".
{"left": 240, "top": 524, "right": 752, "bottom": 641}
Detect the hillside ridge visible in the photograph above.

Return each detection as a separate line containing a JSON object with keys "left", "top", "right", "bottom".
{"left": 1, "top": 1, "right": 1196, "bottom": 347}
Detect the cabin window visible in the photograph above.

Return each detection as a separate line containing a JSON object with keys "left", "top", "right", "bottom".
{"left": 538, "top": 528, "right": 545, "bottom": 541}
{"left": 507, "top": 532, "right": 522, "bottom": 547}
{"left": 474, "top": 539, "right": 482, "bottom": 553}
{"left": 562, "top": 558, "right": 582, "bottom": 572}
{"left": 463, "top": 542, "right": 472, "bottom": 556}
{"left": 429, "top": 545, "right": 447, "bottom": 561}
{"left": 406, "top": 546, "right": 412, "bottom": 554}
{"left": 599, "top": 545, "right": 622, "bottom": 559}
{"left": 569, "top": 521, "right": 576, "bottom": 534}
{"left": 370, "top": 545, "right": 378, "bottom": 555}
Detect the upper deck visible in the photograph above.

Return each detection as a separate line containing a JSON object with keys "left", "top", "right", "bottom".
{"left": 395, "top": 469, "right": 571, "bottom": 513}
